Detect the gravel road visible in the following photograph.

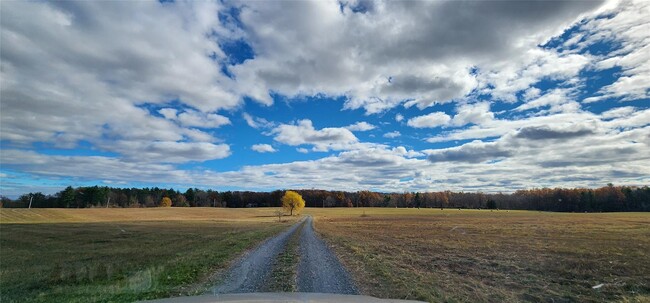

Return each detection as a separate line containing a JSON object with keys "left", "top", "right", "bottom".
{"left": 212, "top": 215, "right": 357, "bottom": 295}
{"left": 296, "top": 216, "right": 358, "bottom": 294}
{"left": 211, "top": 218, "right": 305, "bottom": 294}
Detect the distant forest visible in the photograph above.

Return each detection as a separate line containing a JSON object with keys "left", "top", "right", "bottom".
{"left": 2, "top": 184, "right": 649, "bottom": 212}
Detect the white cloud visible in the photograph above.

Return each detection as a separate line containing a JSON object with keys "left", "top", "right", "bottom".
{"left": 383, "top": 131, "right": 401, "bottom": 138}
{"left": 451, "top": 102, "right": 495, "bottom": 126}
{"left": 523, "top": 87, "right": 542, "bottom": 100}
{"left": 514, "top": 89, "right": 575, "bottom": 112}
{"left": 228, "top": 0, "right": 605, "bottom": 113}
{"left": 345, "top": 121, "right": 376, "bottom": 131}
{"left": 270, "top": 119, "right": 358, "bottom": 152}
{"left": 242, "top": 113, "right": 275, "bottom": 129}
{"left": 251, "top": 144, "right": 277, "bottom": 153}
{"left": 407, "top": 112, "right": 451, "bottom": 128}
{"left": 602, "top": 108, "right": 650, "bottom": 129}
{"left": 477, "top": 50, "right": 591, "bottom": 103}
{"left": 581, "top": 1, "right": 650, "bottom": 103}
{"left": 159, "top": 108, "right": 231, "bottom": 128}
{"left": 601, "top": 106, "right": 636, "bottom": 119}
{"left": 426, "top": 111, "right": 600, "bottom": 143}
{"left": 4, "top": 127, "right": 648, "bottom": 196}
{"left": 0, "top": 1, "right": 235, "bottom": 163}
{"left": 102, "top": 141, "right": 231, "bottom": 163}
{"left": 406, "top": 102, "right": 494, "bottom": 129}
{"left": 2, "top": 0, "right": 649, "bottom": 197}
{"left": 178, "top": 111, "right": 230, "bottom": 128}
{"left": 392, "top": 146, "right": 425, "bottom": 158}
{"left": 428, "top": 140, "right": 512, "bottom": 163}
{"left": 159, "top": 108, "right": 178, "bottom": 120}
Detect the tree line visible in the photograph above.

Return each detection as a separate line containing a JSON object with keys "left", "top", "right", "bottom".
{"left": 1, "top": 184, "right": 648, "bottom": 212}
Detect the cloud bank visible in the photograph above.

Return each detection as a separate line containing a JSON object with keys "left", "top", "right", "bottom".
{"left": 1, "top": 0, "right": 649, "bottom": 197}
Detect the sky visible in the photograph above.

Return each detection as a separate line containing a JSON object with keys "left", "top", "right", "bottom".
{"left": 1, "top": 0, "right": 649, "bottom": 198}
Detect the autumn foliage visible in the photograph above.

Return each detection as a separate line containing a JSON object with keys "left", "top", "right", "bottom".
{"left": 282, "top": 190, "right": 305, "bottom": 216}
{"left": 4, "top": 184, "right": 649, "bottom": 212}
{"left": 160, "top": 197, "right": 172, "bottom": 207}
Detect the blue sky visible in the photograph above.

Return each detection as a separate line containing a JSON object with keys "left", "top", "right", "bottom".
{"left": 1, "top": 0, "right": 649, "bottom": 198}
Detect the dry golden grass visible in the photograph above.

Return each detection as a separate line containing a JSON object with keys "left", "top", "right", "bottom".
{"left": 308, "top": 208, "right": 650, "bottom": 303}
{"left": 0, "top": 207, "right": 288, "bottom": 224}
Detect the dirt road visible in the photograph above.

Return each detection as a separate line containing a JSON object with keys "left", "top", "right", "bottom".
{"left": 212, "top": 215, "right": 357, "bottom": 294}
{"left": 296, "top": 216, "right": 358, "bottom": 294}
{"left": 211, "top": 218, "right": 305, "bottom": 294}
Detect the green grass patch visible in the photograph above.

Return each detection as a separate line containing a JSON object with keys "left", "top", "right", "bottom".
{"left": 0, "top": 220, "right": 288, "bottom": 302}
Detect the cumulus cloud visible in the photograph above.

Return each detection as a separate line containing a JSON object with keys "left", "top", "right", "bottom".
{"left": 228, "top": 0, "right": 604, "bottom": 113}
{"left": 0, "top": 1, "right": 235, "bottom": 163}
{"left": 451, "top": 102, "right": 495, "bottom": 126}
{"left": 0, "top": 149, "right": 184, "bottom": 182}
{"left": 600, "top": 106, "right": 636, "bottom": 119}
{"left": 407, "top": 112, "right": 451, "bottom": 128}
{"left": 7, "top": 128, "right": 646, "bottom": 196}
{"left": 251, "top": 144, "right": 277, "bottom": 153}
{"left": 345, "top": 121, "right": 376, "bottom": 131}
{"left": 407, "top": 102, "right": 495, "bottom": 129}
{"left": 2, "top": 0, "right": 649, "bottom": 197}
{"left": 427, "top": 141, "right": 512, "bottom": 163}
{"left": 477, "top": 50, "right": 592, "bottom": 103}
{"left": 159, "top": 108, "right": 178, "bottom": 120}
{"left": 135, "top": 141, "right": 231, "bottom": 163}
{"left": 514, "top": 88, "right": 582, "bottom": 113}
{"left": 242, "top": 113, "right": 275, "bottom": 129}
{"left": 581, "top": 1, "right": 650, "bottom": 103}
{"left": 270, "top": 119, "right": 358, "bottom": 151}
{"left": 383, "top": 131, "right": 401, "bottom": 138}
{"left": 426, "top": 111, "right": 600, "bottom": 143}
{"left": 3, "top": 118, "right": 649, "bottom": 196}
{"left": 159, "top": 108, "right": 231, "bottom": 128}
{"left": 514, "top": 125, "right": 595, "bottom": 140}
{"left": 178, "top": 112, "right": 230, "bottom": 128}
{"left": 392, "top": 146, "right": 425, "bottom": 158}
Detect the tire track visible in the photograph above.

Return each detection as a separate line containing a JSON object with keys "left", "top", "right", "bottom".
{"left": 211, "top": 218, "right": 305, "bottom": 294}
{"left": 212, "top": 215, "right": 358, "bottom": 295}
{"left": 296, "top": 216, "right": 358, "bottom": 294}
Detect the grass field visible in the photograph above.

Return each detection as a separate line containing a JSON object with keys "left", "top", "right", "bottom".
{"left": 3, "top": 207, "right": 649, "bottom": 303}
{"left": 0, "top": 208, "right": 297, "bottom": 303}
{"left": 0, "top": 207, "right": 291, "bottom": 224}
{"left": 307, "top": 208, "right": 650, "bottom": 303}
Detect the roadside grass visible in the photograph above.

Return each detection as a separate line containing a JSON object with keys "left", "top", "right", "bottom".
{"left": 0, "top": 208, "right": 296, "bottom": 303}
{"left": 0, "top": 207, "right": 286, "bottom": 224}
{"left": 308, "top": 208, "right": 650, "bottom": 302}
{"left": 267, "top": 219, "right": 305, "bottom": 292}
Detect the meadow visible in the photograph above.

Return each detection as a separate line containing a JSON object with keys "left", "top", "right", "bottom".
{"left": 308, "top": 208, "right": 650, "bottom": 302}
{"left": 0, "top": 208, "right": 296, "bottom": 303}
{"left": 2, "top": 207, "right": 649, "bottom": 303}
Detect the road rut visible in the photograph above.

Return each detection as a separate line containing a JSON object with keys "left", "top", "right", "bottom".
{"left": 211, "top": 218, "right": 304, "bottom": 294}
{"left": 296, "top": 216, "right": 358, "bottom": 294}
{"left": 212, "top": 215, "right": 357, "bottom": 294}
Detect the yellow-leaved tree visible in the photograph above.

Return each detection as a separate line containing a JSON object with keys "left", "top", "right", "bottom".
{"left": 160, "top": 197, "right": 172, "bottom": 207}
{"left": 281, "top": 190, "right": 305, "bottom": 216}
